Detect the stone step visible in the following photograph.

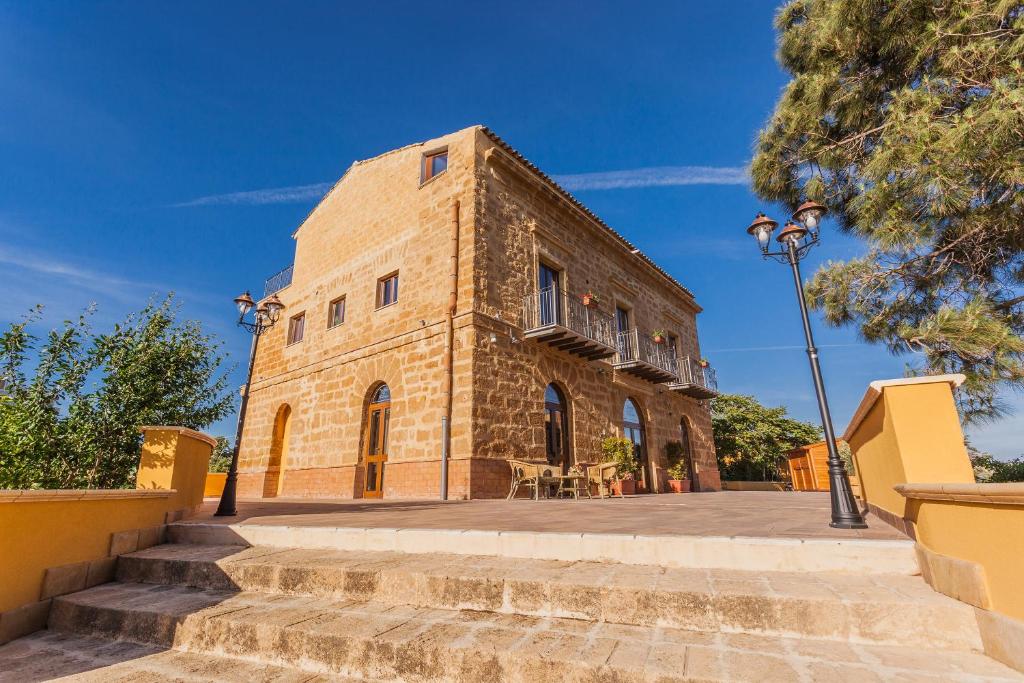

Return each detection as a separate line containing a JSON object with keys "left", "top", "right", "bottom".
{"left": 167, "top": 522, "right": 919, "bottom": 575}
{"left": 117, "top": 543, "right": 979, "bottom": 650}
{"left": 47, "top": 582, "right": 1021, "bottom": 682}
{"left": 0, "top": 630, "right": 355, "bottom": 682}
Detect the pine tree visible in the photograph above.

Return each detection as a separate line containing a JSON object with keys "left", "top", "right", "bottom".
{"left": 752, "top": 0, "right": 1024, "bottom": 422}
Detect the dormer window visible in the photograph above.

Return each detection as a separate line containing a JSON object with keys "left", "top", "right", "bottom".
{"left": 422, "top": 149, "right": 448, "bottom": 182}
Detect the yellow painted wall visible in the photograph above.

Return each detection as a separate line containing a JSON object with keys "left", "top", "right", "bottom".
{"left": 0, "top": 493, "right": 171, "bottom": 613}
{"left": 847, "top": 380, "right": 973, "bottom": 519}
{"left": 204, "top": 473, "right": 227, "bottom": 498}
{"left": 0, "top": 426, "right": 213, "bottom": 615}
{"left": 907, "top": 497, "right": 1024, "bottom": 620}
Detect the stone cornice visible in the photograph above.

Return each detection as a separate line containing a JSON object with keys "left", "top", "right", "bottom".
{"left": 140, "top": 426, "right": 218, "bottom": 448}
{"left": 895, "top": 483, "right": 1024, "bottom": 506}
{"left": 0, "top": 489, "right": 174, "bottom": 503}
{"left": 841, "top": 374, "right": 966, "bottom": 442}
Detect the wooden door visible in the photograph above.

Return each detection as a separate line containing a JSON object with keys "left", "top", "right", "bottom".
{"left": 363, "top": 401, "right": 390, "bottom": 498}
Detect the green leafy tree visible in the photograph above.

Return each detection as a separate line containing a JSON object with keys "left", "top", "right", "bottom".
{"left": 208, "top": 436, "right": 234, "bottom": 474}
{"left": 0, "top": 296, "right": 233, "bottom": 489}
{"left": 752, "top": 1, "right": 1024, "bottom": 423}
{"left": 712, "top": 393, "right": 822, "bottom": 481}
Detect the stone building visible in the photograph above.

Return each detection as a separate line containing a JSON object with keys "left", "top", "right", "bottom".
{"left": 236, "top": 126, "right": 721, "bottom": 500}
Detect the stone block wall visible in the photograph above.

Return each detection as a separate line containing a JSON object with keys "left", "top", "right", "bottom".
{"left": 236, "top": 126, "right": 721, "bottom": 499}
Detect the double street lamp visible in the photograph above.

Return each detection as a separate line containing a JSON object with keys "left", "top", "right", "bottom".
{"left": 215, "top": 290, "right": 285, "bottom": 517}
{"left": 745, "top": 202, "right": 867, "bottom": 529}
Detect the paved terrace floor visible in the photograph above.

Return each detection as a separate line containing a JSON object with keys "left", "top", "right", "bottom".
{"left": 190, "top": 491, "right": 906, "bottom": 540}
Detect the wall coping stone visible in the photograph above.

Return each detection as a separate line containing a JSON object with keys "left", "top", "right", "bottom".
{"left": 139, "top": 425, "right": 218, "bottom": 448}
{"left": 895, "top": 482, "right": 1024, "bottom": 506}
{"left": 842, "top": 374, "right": 966, "bottom": 442}
{"left": 0, "top": 489, "right": 174, "bottom": 503}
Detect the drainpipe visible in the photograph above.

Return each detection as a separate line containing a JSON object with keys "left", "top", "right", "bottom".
{"left": 441, "top": 198, "right": 460, "bottom": 500}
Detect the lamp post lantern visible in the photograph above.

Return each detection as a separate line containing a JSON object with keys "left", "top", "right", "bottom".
{"left": 215, "top": 291, "right": 285, "bottom": 517}
{"left": 744, "top": 202, "right": 867, "bottom": 529}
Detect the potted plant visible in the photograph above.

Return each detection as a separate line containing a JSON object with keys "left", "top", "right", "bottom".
{"left": 651, "top": 329, "right": 667, "bottom": 344}
{"left": 698, "top": 358, "right": 709, "bottom": 368}
{"left": 601, "top": 436, "right": 640, "bottom": 495}
{"left": 664, "top": 440, "right": 691, "bottom": 493}
{"left": 581, "top": 291, "right": 600, "bottom": 307}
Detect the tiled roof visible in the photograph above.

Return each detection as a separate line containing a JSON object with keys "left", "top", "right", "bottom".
{"left": 478, "top": 126, "right": 697, "bottom": 303}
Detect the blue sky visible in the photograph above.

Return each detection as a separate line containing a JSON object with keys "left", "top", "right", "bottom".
{"left": 1, "top": 1, "right": 1019, "bottom": 457}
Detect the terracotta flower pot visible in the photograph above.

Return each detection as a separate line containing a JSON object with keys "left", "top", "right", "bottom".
{"left": 653, "top": 335, "right": 665, "bottom": 344}
{"left": 582, "top": 294, "right": 595, "bottom": 307}
{"left": 612, "top": 479, "right": 636, "bottom": 496}
{"left": 667, "top": 479, "right": 691, "bottom": 493}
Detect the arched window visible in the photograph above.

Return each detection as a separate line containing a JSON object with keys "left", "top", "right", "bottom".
{"left": 371, "top": 383, "right": 391, "bottom": 404}
{"left": 544, "top": 383, "right": 570, "bottom": 472}
{"left": 622, "top": 398, "right": 650, "bottom": 492}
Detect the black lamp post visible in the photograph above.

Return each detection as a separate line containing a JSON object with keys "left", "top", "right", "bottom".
{"left": 745, "top": 202, "right": 867, "bottom": 529}
{"left": 215, "top": 290, "right": 284, "bottom": 517}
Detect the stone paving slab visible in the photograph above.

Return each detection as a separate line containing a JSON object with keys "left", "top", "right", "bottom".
{"left": 190, "top": 492, "right": 906, "bottom": 540}
{"left": 0, "top": 631, "right": 352, "bottom": 682}
{"left": 117, "top": 543, "right": 979, "bottom": 649}
{"left": 47, "top": 582, "right": 1023, "bottom": 682}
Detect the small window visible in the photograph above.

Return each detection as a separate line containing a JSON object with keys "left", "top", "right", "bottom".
{"left": 287, "top": 312, "right": 305, "bottom": 345}
{"left": 667, "top": 333, "right": 679, "bottom": 355}
{"left": 616, "top": 307, "right": 631, "bottom": 334}
{"left": 422, "top": 150, "right": 448, "bottom": 182}
{"left": 328, "top": 296, "right": 346, "bottom": 328}
{"left": 377, "top": 272, "right": 399, "bottom": 308}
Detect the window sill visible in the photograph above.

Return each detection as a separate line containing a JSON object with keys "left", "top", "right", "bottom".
{"left": 285, "top": 340, "right": 304, "bottom": 348}
{"left": 375, "top": 301, "right": 399, "bottom": 311}
{"left": 419, "top": 169, "right": 447, "bottom": 189}
{"left": 328, "top": 322, "right": 345, "bottom": 330}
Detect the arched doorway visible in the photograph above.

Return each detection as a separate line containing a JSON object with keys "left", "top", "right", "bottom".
{"left": 263, "top": 404, "right": 292, "bottom": 498}
{"left": 679, "top": 417, "right": 696, "bottom": 489}
{"left": 544, "top": 383, "right": 570, "bottom": 473}
{"left": 623, "top": 398, "right": 651, "bottom": 493}
{"left": 362, "top": 383, "right": 391, "bottom": 498}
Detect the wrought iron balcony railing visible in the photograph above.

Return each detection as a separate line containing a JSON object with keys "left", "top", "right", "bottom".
{"left": 668, "top": 356, "right": 719, "bottom": 398}
{"left": 264, "top": 264, "right": 294, "bottom": 297}
{"left": 613, "top": 329, "right": 679, "bottom": 383}
{"left": 520, "top": 288, "right": 617, "bottom": 361}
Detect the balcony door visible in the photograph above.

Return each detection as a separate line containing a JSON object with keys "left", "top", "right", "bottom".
{"left": 363, "top": 384, "right": 391, "bottom": 498}
{"left": 538, "top": 263, "right": 563, "bottom": 326}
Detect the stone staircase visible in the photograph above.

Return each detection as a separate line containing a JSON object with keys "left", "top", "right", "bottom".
{"left": 1, "top": 524, "right": 1021, "bottom": 682}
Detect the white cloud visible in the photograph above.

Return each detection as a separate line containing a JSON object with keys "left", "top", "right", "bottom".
{"left": 0, "top": 245, "right": 160, "bottom": 302}
{"left": 551, "top": 165, "right": 749, "bottom": 191}
{"left": 171, "top": 182, "right": 334, "bottom": 208}
{"left": 171, "top": 164, "right": 749, "bottom": 207}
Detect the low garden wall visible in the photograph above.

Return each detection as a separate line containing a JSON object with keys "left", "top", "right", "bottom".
{"left": 720, "top": 481, "right": 788, "bottom": 492}
{"left": 204, "top": 472, "right": 227, "bottom": 498}
{"left": 844, "top": 375, "right": 1024, "bottom": 672}
{"left": 0, "top": 426, "right": 214, "bottom": 645}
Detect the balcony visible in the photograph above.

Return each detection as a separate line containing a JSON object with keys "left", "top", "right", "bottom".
{"left": 521, "top": 288, "right": 617, "bottom": 361}
{"left": 668, "top": 356, "right": 719, "bottom": 399}
{"left": 613, "top": 329, "right": 679, "bottom": 383}
{"left": 265, "top": 264, "right": 294, "bottom": 297}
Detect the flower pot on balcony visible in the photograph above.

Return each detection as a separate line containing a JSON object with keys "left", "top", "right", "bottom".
{"left": 652, "top": 335, "right": 665, "bottom": 344}
{"left": 611, "top": 479, "right": 636, "bottom": 496}
{"left": 699, "top": 359, "right": 709, "bottom": 368}
{"left": 582, "top": 293, "right": 598, "bottom": 307}
{"left": 667, "top": 479, "right": 691, "bottom": 493}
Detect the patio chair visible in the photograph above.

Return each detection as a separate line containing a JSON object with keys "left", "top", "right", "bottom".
{"left": 506, "top": 459, "right": 543, "bottom": 500}
{"left": 587, "top": 462, "right": 623, "bottom": 498}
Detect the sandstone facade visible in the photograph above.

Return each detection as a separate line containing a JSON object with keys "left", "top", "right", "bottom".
{"left": 236, "top": 126, "right": 721, "bottom": 499}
